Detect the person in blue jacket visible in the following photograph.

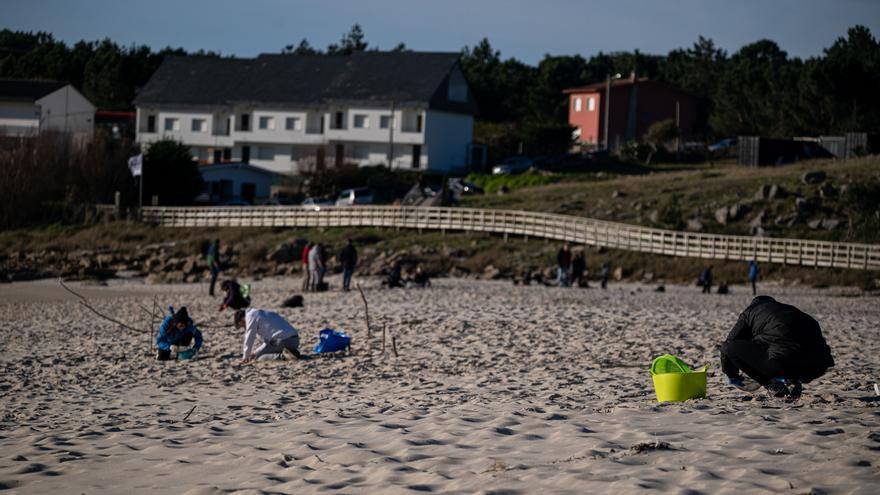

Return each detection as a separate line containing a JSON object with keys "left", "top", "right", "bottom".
{"left": 748, "top": 260, "right": 759, "bottom": 296}
{"left": 156, "top": 307, "right": 203, "bottom": 361}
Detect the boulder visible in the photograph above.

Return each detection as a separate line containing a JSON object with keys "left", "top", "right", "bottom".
{"left": 613, "top": 266, "right": 625, "bottom": 281}
{"left": 802, "top": 170, "right": 827, "bottom": 185}
{"left": 774, "top": 213, "right": 798, "bottom": 227}
{"left": 714, "top": 206, "right": 729, "bottom": 225}
{"left": 808, "top": 219, "right": 823, "bottom": 230}
{"left": 756, "top": 184, "right": 785, "bottom": 200}
{"left": 182, "top": 258, "right": 199, "bottom": 275}
{"left": 728, "top": 203, "right": 750, "bottom": 221}
{"left": 483, "top": 264, "right": 501, "bottom": 280}
{"left": 818, "top": 183, "right": 837, "bottom": 198}
{"left": 686, "top": 219, "right": 704, "bottom": 232}
{"left": 266, "top": 243, "right": 295, "bottom": 264}
{"left": 821, "top": 218, "right": 841, "bottom": 230}
{"left": 795, "top": 197, "right": 812, "bottom": 213}
{"left": 611, "top": 190, "right": 625, "bottom": 198}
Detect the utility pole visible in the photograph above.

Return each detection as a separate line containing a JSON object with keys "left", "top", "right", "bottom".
{"left": 387, "top": 100, "right": 396, "bottom": 168}
{"left": 603, "top": 73, "right": 621, "bottom": 151}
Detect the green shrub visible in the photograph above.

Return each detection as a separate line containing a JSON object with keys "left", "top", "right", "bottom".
{"left": 466, "top": 170, "right": 559, "bottom": 194}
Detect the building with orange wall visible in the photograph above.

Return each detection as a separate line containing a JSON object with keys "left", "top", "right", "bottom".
{"left": 563, "top": 74, "right": 699, "bottom": 151}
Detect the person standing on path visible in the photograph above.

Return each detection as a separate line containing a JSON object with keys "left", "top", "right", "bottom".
{"left": 748, "top": 260, "right": 759, "bottom": 296}
{"left": 556, "top": 243, "right": 572, "bottom": 287}
{"left": 207, "top": 239, "right": 221, "bottom": 296}
{"left": 571, "top": 251, "right": 586, "bottom": 288}
{"left": 339, "top": 239, "right": 358, "bottom": 291}
{"left": 599, "top": 262, "right": 610, "bottom": 289}
{"left": 301, "top": 242, "right": 312, "bottom": 292}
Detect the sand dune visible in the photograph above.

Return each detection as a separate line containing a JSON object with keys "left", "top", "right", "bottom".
{"left": 0, "top": 277, "right": 878, "bottom": 493}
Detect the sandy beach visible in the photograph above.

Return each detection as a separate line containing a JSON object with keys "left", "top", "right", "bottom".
{"left": 0, "top": 276, "right": 878, "bottom": 494}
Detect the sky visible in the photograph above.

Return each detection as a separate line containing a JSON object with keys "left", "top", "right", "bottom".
{"left": 3, "top": 0, "right": 879, "bottom": 64}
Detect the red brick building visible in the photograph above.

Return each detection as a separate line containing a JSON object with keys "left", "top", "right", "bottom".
{"left": 563, "top": 75, "right": 699, "bottom": 150}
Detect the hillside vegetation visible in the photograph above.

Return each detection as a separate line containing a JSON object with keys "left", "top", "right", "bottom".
{"left": 462, "top": 156, "right": 880, "bottom": 244}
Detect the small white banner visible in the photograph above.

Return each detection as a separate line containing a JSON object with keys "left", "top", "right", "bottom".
{"left": 128, "top": 154, "right": 143, "bottom": 177}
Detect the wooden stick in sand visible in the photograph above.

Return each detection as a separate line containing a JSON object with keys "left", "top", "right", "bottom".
{"left": 183, "top": 405, "right": 196, "bottom": 422}
{"left": 356, "top": 283, "right": 371, "bottom": 340}
{"left": 392, "top": 335, "right": 399, "bottom": 358}
{"left": 382, "top": 323, "right": 387, "bottom": 354}
{"left": 59, "top": 279, "right": 141, "bottom": 332}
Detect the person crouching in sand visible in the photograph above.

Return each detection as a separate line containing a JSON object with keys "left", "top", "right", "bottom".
{"left": 156, "top": 307, "right": 203, "bottom": 361}
{"left": 235, "top": 308, "right": 302, "bottom": 363}
{"left": 720, "top": 296, "right": 834, "bottom": 400}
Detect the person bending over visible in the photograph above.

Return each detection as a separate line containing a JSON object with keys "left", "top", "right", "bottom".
{"left": 219, "top": 279, "right": 250, "bottom": 311}
{"left": 721, "top": 296, "right": 834, "bottom": 399}
{"left": 235, "top": 308, "right": 302, "bottom": 363}
{"left": 156, "top": 307, "right": 203, "bottom": 360}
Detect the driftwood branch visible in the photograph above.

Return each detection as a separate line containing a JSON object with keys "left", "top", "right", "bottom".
{"left": 356, "top": 283, "right": 371, "bottom": 340}
{"left": 391, "top": 336, "right": 399, "bottom": 358}
{"left": 59, "top": 279, "right": 141, "bottom": 332}
{"left": 183, "top": 405, "right": 196, "bottom": 422}
{"left": 382, "top": 324, "right": 387, "bottom": 354}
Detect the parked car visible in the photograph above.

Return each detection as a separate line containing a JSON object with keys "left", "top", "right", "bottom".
{"left": 708, "top": 137, "right": 737, "bottom": 153}
{"left": 447, "top": 178, "right": 484, "bottom": 196}
{"left": 219, "top": 200, "right": 250, "bottom": 206}
{"left": 258, "top": 197, "right": 295, "bottom": 206}
{"left": 301, "top": 197, "right": 335, "bottom": 210}
{"left": 492, "top": 156, "right": 534, "bottom": 175}
{"left": 335, "top": 187, "right": 374, "bottom": 206}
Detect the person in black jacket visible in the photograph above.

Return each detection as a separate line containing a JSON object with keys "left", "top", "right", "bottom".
{"left": 218, "top": 279, "right": 250, "bottom": 312}
{"left": 339, "top": 239, "right": 358, "bottom": 292}
{"left": 720, "top": 296, "right": 834, "bottom": 399}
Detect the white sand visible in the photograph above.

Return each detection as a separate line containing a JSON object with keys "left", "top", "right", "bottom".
{"left": 0, "top": 277, "right": 878, "bottom": 494}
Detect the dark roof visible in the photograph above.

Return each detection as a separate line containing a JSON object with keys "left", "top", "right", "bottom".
{"left": 0, "top": 79, "right": 68, "bottom": 102}
{"left": 135, "top": 51, "right": 477, "bottom": 114}
{"left": 563, "top": 78, "right": 697, "bottom": 98}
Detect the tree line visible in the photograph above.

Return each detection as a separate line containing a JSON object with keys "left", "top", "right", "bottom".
{"left": 2, "top": 24, "right": 877, "bottom": 138}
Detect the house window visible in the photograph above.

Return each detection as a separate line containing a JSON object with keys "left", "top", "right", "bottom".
{"left": 258, "top": 116, "right": 275, "bottom": 130}
{"left": 257, "top": 146, "right": 274, "bottom": 160}
{"left": 285, "top": 117, "right": 301, "bottom": 130}
{"left": 353, "top": 114, "right": 369, "bottom": 128}
{"left": 416, "top": 114, "right": 423, "bottom": 133}
{"left": 588, "top": 97, "right": 596, "bottom": 111}
{"left": 380, "top": 115, "right": 393, "bottom": 129}
{"left": 291, "top": 147, "right": 304, "bottom": 160}
{"left": 574, "top": 97, "right": 582, "bottom": 112}
{"left": 147, "top": 115, "right": 156, "bottom": 133}
{"left": 240, "top": 114, "right": 250, "bottom": 131}
{"left": 164, "top": 118, "right": 180, "bottom": 131}
{"left": 191, "top": 119, "right": 206, "bottom": 132}
{"left": 333, "top": 111, "right": 344, "bottom": 129}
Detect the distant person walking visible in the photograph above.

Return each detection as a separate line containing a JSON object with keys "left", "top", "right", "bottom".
{"left": 556, "top": 243, "right": 572, "bottom": 287}
{"left": 700, "top": 266, "right": 714, "bottom": 294}
{"left": 748, "top": 260, "right": 759, "bottom": 296}
{"left": 571, "top": 251, "right": 586, "bottom": 287}
{"left": 599, "top": 262, "right": 610, "bottom": 289}
{"left": 207, "top": 239, "right": 221, "bottom": 296}
{"left": 301, "top": 242, "right": 312, "bottom": 292}
{"left": 308, "top": 242, "right": 324, "bottom": 291}
{"left": 339, "top": 239, "right": 358, "bottom": 291}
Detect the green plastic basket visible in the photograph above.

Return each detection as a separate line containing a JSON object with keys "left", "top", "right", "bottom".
{"left": 650, "top": 354, "right": 707, "bottom": 402}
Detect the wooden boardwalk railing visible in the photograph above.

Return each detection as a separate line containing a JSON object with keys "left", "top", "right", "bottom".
{"left": 141, "top": 206, "right": 880, "bottom": 271}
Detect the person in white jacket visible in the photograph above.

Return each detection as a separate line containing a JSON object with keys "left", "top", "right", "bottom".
{"left": 234, "top": 308, "right": 302, "bottom": 363}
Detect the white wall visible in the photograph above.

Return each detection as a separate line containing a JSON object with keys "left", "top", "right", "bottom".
{"left": 324, "top": 106, "right": 424, "bottom": 145}
{"left": 36, "top": 85, "right": 94, "bottom": 139}
{"left": 0, "top": 102, "right": 40, "bottom": 136}
{"left": 424, "top": 110, "right": 472, "bottom": 172}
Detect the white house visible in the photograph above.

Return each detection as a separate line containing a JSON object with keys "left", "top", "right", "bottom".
{"left": 0, "top": 79, "right": 95, "bottom": 142}
{"left": 134, "top": 51, "right": 478, "bottom": 175}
